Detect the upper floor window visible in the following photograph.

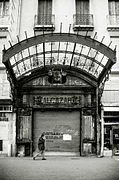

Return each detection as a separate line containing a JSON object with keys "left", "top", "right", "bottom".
{"left": 108, "top": 0, "right": 119, "bottom": 25}
{"left": 76, "top": 0, "right": 89, "bottom": 14}
{"left": 38, "top": 0, "right": 52, "bottom": 25}
{"left": 34, "top": 0, "right": 55, "bottom": 30}
{"left": 0, "top": 0, "right": 9, "bottom": 16}
{"left": 74, "top": 0, "right": 93, "bottom": 28}
{"left": 108, "top": 0, "right": 119, "bottom": 15}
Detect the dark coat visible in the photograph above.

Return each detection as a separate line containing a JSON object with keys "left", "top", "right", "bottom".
{"left": 38, "top": 137, "right": 45, "bottom": 151}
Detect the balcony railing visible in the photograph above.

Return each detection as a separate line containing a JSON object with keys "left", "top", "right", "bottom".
{"left": 73, "top": 14, "right": 94, "bottom": 27}
{"left": 34, "top": 14, "right": 55, "bottom": 26}
{"left": 108, "top": 14, "right": 119, "bottom": 26}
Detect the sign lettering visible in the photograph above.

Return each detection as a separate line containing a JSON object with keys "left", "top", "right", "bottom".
{"left": 33, "top": 95, "right": 82, "bottom": 107}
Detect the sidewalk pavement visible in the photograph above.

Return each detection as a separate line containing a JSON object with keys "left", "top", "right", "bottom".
{"left": 0, "top": 156, "right": 119, "bottom": 180}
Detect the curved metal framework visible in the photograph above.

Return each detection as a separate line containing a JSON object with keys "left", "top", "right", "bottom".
{"left": 3, "top": 33, "right": 116, "bottom": 87}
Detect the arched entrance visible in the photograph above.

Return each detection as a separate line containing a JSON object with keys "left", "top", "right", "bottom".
{"left": 2, "top": 32, "right": 116, "bottom": 156}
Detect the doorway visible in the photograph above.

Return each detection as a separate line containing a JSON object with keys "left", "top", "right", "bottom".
{"left": 33, "top": 110, "right": 80, "bottom": 154}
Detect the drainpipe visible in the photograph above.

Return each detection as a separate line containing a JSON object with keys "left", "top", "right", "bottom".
{"left": 100, "top": 106, "right": 104, "bottom": 157}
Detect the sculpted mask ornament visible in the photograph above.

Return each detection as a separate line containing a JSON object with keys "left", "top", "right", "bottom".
{"left": 48, "top": 69, "right": 67, "bottom": 84}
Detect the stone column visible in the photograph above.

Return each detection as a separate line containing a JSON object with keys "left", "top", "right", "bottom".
{"left": 100, "top": 106, "right": 104, "bottom": 156}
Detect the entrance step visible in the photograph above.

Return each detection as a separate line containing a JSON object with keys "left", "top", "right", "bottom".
{"left": 45, "top": 152, "right": 80, "bottom": 156}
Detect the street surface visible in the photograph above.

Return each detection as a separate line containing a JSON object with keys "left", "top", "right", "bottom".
{"left": 0, "top": 156, "right": 119, "bottom": 180}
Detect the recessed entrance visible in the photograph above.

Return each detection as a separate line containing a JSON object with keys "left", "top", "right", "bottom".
{"left": 33, "top": 110, "right": 80, "bottom": 154}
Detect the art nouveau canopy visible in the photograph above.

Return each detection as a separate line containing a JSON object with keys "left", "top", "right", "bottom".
{"left": 2, "top": 32, "right": 116, "bottom": 88}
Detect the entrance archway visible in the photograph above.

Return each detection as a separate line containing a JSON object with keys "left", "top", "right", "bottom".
{"left": 2, "top": 32, "right": 116, "bottom": 156}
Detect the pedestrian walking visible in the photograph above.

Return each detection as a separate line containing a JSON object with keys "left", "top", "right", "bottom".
{"left": 33, "top": 133, "right": 46, "bottom": 160}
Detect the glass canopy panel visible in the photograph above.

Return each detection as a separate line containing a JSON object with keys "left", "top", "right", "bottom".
{"left": 17, "top": 62, "right": 26, "bottom": 75}
{"left": 15, "top": 52, "right": 21, "bottom": 63}
{"left": 76, "top": 56, "right": 85, "bottom": 69}
{"left": 47, "top": 52, "right": 54, "bottom": 65}
{"left": 37, "top": 55, "right": 44, "bottom": 67}
{"left": 22, "top": 48, "right": 29, "bottom": 58}
{"left": 67, "top": 42, "right": 74, "bottom": 52}
{"left": 101, "top": 56, "right": 109, "bottom": 66}
{"left": 45, "top": 42, "right": 51, "bottom": 52}
{"left": 59, "top": 42, "right": 67, "bottom": 51}
{"left": 10, "top": 56, "right": 16, "bottom": 66}
{"left": 30, "top": 56, "right": 34, "bottom": 69}
{"left": 29, "top": 46, "right": 37, "bottom": 56}
{"left": 57, "top": 53, "right": 64, "bottom": 64}
{"left": 95, "top": 66, "right": 103, "bottom": 78}
{"left": 88, "top": 62, "right": 98, "bottom": 75}
{"left": 92, "top": 63, "right": 101, "bottom": 77}
{"left": 52, "top": 42, "right": 59, "bottom": 51}
{"left": 45, "top": 55, "right": 52, "bottom": 66}
{"left": 83, "top": 58, "right": 92, "bottom": 72}
{"left": 62, "top": 53, "right": 71, "bottom": 65}
{"left": 24, "top": 58, "right": 31, "bottom": 72}
{"left": 13, "top": 66, "right": 20, "bottom": 78}
{"left": 99, "top": 66, "right": 104, "bottom": 75}
{"left": 58, "top": 53, "right": 71, "bottom": 65}
{"left": 72, "top": 55, "right": 80, "bottom": 67}
{"left": 37, "top": 44, "right": 43, "bottom": 54}
{"left": 75, "top": 44, "right": 83, "bottom": 54}
{"left": 82, "top": 46, "right": 90, "bottom": 56}
{"left": 90, "top": 49, "right": 97, "bottom": 58}
{"left": 45, "top": 53, "right": 53, "bottom": 65}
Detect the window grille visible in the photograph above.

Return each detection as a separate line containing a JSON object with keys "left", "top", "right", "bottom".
{"left": 74, "top": 0, "right": 93, "bottom": 26}
{"left": 38, "top": 0, "right": 52, "bottom": 25}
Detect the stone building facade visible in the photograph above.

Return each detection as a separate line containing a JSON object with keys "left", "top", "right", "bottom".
{"left": 0, "top": 0, "right": 119, "bottom": 157}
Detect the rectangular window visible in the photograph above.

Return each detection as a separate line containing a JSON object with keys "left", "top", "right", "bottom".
{"left": 38, "top": 0, "right": 52, "bottom": 25}
{"left": 108, "top": 0, "right": 119, "bottom": 15}
{"left": 75, "top": 0, "right": 92, "bottom": 25}
{"left": 0, "top": 140, "right": 3, "bottom": 151}
{"left": 0, "top": 37, "right": 7, "bottom": 65}
{"left": 108, "top": 0, "right": 119, "bottom": 25}
{"left": 76, "top": 0, "right": 89, "bottom": 14}
{"left": 0, "top": 0, "right": 9, "bottom": 16}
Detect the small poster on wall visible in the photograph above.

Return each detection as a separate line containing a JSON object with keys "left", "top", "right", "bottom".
{"left": 83, "top": 116, "right": 94, "bottom": 140}
{"left": 63, "top": 134, "right": 72, "bottom": 141}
